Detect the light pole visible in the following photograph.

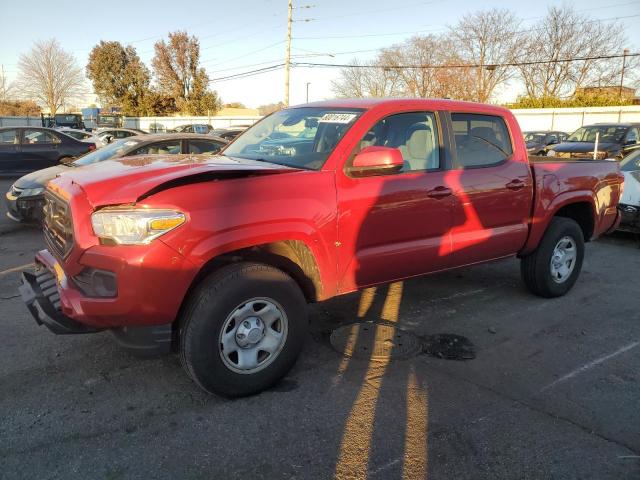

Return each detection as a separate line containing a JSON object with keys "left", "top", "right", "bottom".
{"left": 306, "top": 82, "right": 311, "bottom": 103}
{"left": 619, "top": 49, "right": 630, "bottom": 103}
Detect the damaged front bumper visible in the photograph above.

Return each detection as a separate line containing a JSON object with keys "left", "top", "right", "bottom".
{"left": 19, "top": 254, "right": 174, "bottom": 356}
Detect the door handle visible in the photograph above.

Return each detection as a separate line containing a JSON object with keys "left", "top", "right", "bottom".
{"left": 427, "top": 186, "right": 452, "bottom": 199}
{"left": 506, "top": 179, "right": 525, "bottom": 191}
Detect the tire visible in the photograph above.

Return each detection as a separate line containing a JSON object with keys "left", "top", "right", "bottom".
{"left": 521, "top": 217, "right": 585, "bottom": 298}
{"left": 180, "top": 262, "right": 308, "bottom": 397}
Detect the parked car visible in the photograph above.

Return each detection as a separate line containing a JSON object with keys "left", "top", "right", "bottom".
{"left": 523, "top": 131, "right": 568, "bottom": 155}
{"left": 97, "top": 128, "right": 147, "bottom": 144}
{"left": 5, "top": 133, "right": 227, "bottom": 223}
{"left": 546, "top": 123, "right": 640, "bottom": 160}
{"left": 19, "top": 99, "right": 622, "bottom": 397}
{"left": 0, "top": 126, "right": 95, "bottom": 176}
{"left": 210, "top": 126, "right": 250, "bottom": 141}
{"left": 172, "top": 124, "right": 214, "bottom": 134}
{"left": 618, "top": 149, "right": 640, "bottom": 232}
{"left": 57, "top": 128, "right": 107, "bottom": 148}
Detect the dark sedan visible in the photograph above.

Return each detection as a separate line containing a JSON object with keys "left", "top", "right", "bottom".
{"left": 0, "top": 126, "right": 96, "bottom": 175}
{"left": 5, "top": 133, "right": 227, "bottom": 223}
{"left": 546, "top": 123, "right": 640, "bottom": 160}
{"left": 523, "top": 130, "right": 568, "bottom": 155}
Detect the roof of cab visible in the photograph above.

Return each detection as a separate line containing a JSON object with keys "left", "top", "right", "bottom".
{"left": 299, "top": 97, "right": 512, "bottom": 114}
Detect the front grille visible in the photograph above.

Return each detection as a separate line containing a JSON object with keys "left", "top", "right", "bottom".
{"left": 43, "top": 191, "right": 74, "bottom": 259}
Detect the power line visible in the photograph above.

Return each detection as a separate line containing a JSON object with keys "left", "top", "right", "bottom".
{"left": 209, "top": 64, "right": 285, "bottom": 82}
{"left": 292, "top": 13, "right": 640, "bottom": 40}
{"left": 293, "top": 52, "right": 640, "bottom": 70}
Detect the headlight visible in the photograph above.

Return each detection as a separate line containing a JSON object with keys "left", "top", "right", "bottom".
{"left": 20, "top": 187, "right": 45, "bottom": 197}
{"left": 547, "top": 150, "right": 556, "bottom": 157}
{"left": 91, "top": 208, "right": 186, "bottom": 245}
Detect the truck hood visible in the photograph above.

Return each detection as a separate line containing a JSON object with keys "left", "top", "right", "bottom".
{"left": 50, "top": 153, "right": 299, "bottom": 206}
{"left": 550, "top": 141, "right": 619, "bottom": 154}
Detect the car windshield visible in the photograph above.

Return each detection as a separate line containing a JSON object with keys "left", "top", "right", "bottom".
{"left": 620, "top": 150, "right": 640, "bottom": 172}
{"left": 524, "top": 133, "right": 546, "bottom": 142}
{"left": 567, "top": 126, "right": 627, "bottom": 143}
{"left": 72, "top": 138, "right": 139, "bottom": 166}
{"left": 223, "top": 107, "right": 364, "bottom": 170}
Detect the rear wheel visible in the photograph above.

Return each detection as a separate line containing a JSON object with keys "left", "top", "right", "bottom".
{"left": 521, "top": 217, "right": 585, "bottom": 298}
{"left": 180, "top": 262, "right": 308, "bottom": 397}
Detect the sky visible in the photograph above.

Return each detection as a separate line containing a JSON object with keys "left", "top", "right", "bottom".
{"left": 1, "top": 0, "right": 639, "bottom": 109}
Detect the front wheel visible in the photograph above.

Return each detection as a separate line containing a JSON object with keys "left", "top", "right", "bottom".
{"left": 180, "top": 262, "right": 308, "bottom": 397}
{"left": 521, "top": 217, "right": 585, "bottom": 298}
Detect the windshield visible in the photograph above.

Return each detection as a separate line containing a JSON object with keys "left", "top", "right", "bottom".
{"left": 524, "top": 132, "right": 546, "bottom": 143}
{"left": 620, "top": 150, "right": 640, "bottom": 172}
{"left": 72, "top": 138, "right": 139, "bottom": 166}
{"left": 223, "top": 107, "right": 364, "bottom": 170}
{"left": 567, "top": 126, "right": 627, "bottom": 143}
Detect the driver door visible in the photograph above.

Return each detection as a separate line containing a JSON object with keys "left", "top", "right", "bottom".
{"left": 335, "top": 111, "right": 454, "bottom": 292}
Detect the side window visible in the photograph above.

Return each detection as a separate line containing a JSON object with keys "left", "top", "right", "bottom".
{"left": 188, "top": 140, "right": 222, "bottom": 154}
{"left": 625, "top": 128, "right": 639, "bottom": 144}
{"left": 132, "top": 141, "right": 182, "bottom": 155}
{"left": 23, "top": 129, "right": 60, "bottom": 145}
{"left": 547, "top": 134, "right": 558, "bottom": 144}
{"left": 451, "top": 113, "right": 513, "bottom": 168}
{"left": 353, "top": 112, "right": 440, "bottom": 172}
{"left": 0, "top": 130, "right": 18, "bottom": 144}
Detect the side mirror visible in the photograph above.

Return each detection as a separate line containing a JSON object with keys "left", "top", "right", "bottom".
{"left": 103, "top": 135, "right": 114, "bottom": 144}
{"left": 624, "top": 139, "right": 637, "bottom": 146}
{"left": 349, "top": 146, "right": 404, "bottom": 177}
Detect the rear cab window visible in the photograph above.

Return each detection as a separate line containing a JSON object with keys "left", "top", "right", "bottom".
{"left": 451, "top": 113, "right": 513, "bottom": 168}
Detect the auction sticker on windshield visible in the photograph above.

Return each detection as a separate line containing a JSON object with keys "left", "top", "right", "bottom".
{"left": 319, "top": 113, "right": 357, "bottom": 123}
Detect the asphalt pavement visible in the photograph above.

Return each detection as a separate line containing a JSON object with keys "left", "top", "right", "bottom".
{"left": 0, "top": 177, "right": 639, "bottom": 480}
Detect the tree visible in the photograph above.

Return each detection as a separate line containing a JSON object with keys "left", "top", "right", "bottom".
{"left": 449, "top": 9, "right": 523, "bottom": 102}
{"left": 86, "top": 41, "right": 152, "bottom": 116}
{"left": 0, "top": 67, "right": 14, "bottom": 102}
{"left": 224, "top": 102, "right": 246, "bottom": 109}
{"left": 517, "top": 6, "right": 636, "bottom": 100}
{"left": 152, "top": 31, "right": 221, "bottom": 115}
{"left": 0, "top": 100, "right": 40, "bottom": 116}
{"left": 257, "top": 102, "right": 285, "bottom": 116}
{"left": 331, "top": 57, "right": 402, "bottom": 98}
{"left": 16, "top": 39, "right": 85, "bottom": 114}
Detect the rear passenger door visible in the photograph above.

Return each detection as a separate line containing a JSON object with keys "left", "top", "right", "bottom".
{"left": 446, "top": 112, "right": 533, "bottom": 267}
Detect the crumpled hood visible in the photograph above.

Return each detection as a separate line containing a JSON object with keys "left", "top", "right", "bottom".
{"left": 550, "top": 141, "right": 619, "bottom": 154}
{"left": 14, "top": 164, "right": 72, "bottom": 189}
{"left": 48, "top": 154, "right": 298, "bottom": 207}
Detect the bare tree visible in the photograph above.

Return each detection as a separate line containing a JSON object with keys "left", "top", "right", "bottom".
{"left": 0, "top": 66, "right": 14, "bottom": 101}
{"left": 331, "top": 57, "right": 402, "bottom": 98}
{"left": 449, "top": 8, "right": 523, "bottom": 102}
{"left": 16, "top": 39, "right": 85, "bottom": 114}
{"left": 518, "top": 6, "right": 636, "bottom": 99}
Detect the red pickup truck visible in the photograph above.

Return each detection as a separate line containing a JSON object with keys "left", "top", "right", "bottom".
{"left": 20, "top": 99, "right": 622, "bottom": 396}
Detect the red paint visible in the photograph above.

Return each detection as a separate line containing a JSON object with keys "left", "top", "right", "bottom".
{"left": 37, "top": 99, "right": 622, "bottom": 329}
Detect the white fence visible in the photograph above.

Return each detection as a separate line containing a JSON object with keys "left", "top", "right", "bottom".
{"left": 0, "top": 116, "right": 42, "bottom": 127}
{"left": 3, "top": 106, "right": 640, "bottom": 134}
{"left": 124, "top": 116, "right": 262, "bottom": 132}
{"left": 512, "top": 106, "right": 640, "bottom": 133}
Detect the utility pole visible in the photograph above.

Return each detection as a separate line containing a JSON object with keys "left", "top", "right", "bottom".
{"left": 284, "top": 0, "right": 293, "bottom": 107}
{"left": 306, "top": 82, "right": 310, "bottom": 103}
{"left": 619, "top": 49, "right": 630, "bottom": 103}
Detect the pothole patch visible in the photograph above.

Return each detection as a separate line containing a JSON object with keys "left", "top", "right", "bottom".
{"left": 329, "top": 322, "right": 476, "bottom": 362}
{"left": 329, "top": 322, "right": 422, "bottom": 361}
{"left": 422, "top": 334, "right": 475, "bottom": 360}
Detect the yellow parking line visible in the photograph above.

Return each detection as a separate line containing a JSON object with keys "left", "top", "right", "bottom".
{"left": 0, "top": 263, "right": 34, "bottom": 277}
{"left": 402, "top": 368, "right": 429, "bottom": 480}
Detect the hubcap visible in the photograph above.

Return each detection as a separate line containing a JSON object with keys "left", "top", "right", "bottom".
{"left": 218, "top": 298, "right": 288, "bottom": 374}
{"left": 549, "top": 236, "right": 577, "bottom": 284}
